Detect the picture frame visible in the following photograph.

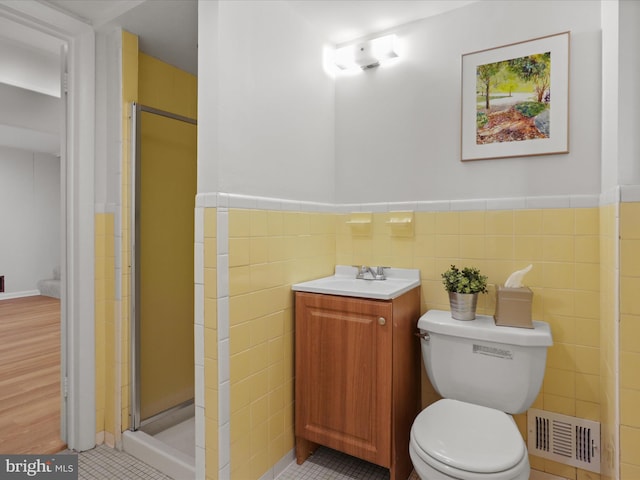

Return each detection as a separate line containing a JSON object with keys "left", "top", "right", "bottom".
{"left": 461, "top": 32, "right": 570, "bottom": 161}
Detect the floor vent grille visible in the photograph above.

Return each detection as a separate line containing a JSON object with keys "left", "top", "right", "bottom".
{"left": 528, "top": 409, "right": 600, "bottom": 473}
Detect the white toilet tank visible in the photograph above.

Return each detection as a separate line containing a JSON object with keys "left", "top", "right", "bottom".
{"left": 418, "top": 310, "right": 553, "bottom": 414}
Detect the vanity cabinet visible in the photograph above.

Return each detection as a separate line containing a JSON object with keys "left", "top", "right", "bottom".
{"left": 294, "top": 288, "right": 421, "bottom": 480}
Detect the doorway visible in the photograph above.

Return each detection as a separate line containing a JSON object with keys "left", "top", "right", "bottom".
{"left": 0, "top": 19, "right": 64, "bottom": 454}
{"left": 0, "top": 1, "right": 96, "bottom": 452}
{"left": 130, "top": 103, "right": 197, "bottom": 434}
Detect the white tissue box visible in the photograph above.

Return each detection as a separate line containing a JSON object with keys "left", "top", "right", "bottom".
{"left": 494, "top": 285, "right": 533, "bottom": 328}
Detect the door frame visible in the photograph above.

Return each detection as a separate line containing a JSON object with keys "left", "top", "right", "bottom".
{"left": 0, "top": 1, "right": 96, "bottom": 451}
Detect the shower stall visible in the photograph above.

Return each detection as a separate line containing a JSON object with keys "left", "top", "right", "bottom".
{"left": 124, "top": 103, "right": 197, "bottom": 479}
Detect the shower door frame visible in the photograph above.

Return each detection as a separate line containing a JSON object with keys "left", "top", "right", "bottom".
{"left": 130, "top": 102, "right": 198, "bottom": 431}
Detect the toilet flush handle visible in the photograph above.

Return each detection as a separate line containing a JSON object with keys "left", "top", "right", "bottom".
{"left": 415, "top": 330, "right": 430, "bottom": 341}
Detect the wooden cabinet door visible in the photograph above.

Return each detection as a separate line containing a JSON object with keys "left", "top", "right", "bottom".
{"left": 295, "top": 293, "right": 393, "bottom": 467}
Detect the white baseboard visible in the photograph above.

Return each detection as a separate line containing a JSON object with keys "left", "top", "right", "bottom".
{"left": 0, "top": 290, "right": 40, "bottom": 301}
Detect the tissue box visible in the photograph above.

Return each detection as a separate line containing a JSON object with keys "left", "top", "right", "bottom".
{"left": 494, "top": 285, "right": 533, "bottom": 328}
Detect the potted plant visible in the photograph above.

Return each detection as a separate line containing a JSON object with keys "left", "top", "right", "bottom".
{"left": 441, "top": 265, "right": 488, "bottom": 320}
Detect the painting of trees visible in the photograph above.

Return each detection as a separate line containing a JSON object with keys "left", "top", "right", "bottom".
{"left": 507, "top": 53, "right": 551, "bottom": 102}
{"left": 475, "top": 51, "right": 551, "bottom": 145}
{"left": 477, "top": 62, "right": 502, "bottom": 110}
{"left": 461, "top": 32, "right": 569, "bottom": 161}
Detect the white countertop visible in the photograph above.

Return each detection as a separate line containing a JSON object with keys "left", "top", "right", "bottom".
{"left": 292, "top": 265, "right": 421, "bottom": 300}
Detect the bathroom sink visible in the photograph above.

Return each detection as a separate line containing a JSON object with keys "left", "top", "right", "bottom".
{"left": 292, "top": 265, "right": 421, "bottom": 300}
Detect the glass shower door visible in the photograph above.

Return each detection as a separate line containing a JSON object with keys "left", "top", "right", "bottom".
{"left": 131, "top": 103, "right": 197, "bottom": 428}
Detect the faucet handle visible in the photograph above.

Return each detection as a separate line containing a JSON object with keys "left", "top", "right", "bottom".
{"left": 373, "top": 266, "right": 389, "bottom": 279}
{"left": 352, "top": 265, "right": 369, "bottom": 279}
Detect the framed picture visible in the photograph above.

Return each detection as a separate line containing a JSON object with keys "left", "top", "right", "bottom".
{"left": 461, "top": 32, "right": 570, "bottom": 161}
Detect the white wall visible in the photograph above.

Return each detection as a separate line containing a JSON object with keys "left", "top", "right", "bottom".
{"left": 0, "top": 34, "right": 61, "bottom": 97}
{"left": 0, "top": 83, "right": 61, "bottom": 155}
{"left": 199, "top": 0, "right": 623, "bottom": 205}
{"left": 197, "top": 0, "right": 219, "bottom": 195}
{"left": 600, "top": 0, "right": 618, "bottom": 193}
{"left": 335, "top": 0, "right": 602, "bottom": 203}
{"left": 0, "top": 83, "right": 60, "bottom": 133}
{"left": 209, "top": 0, "right": 335, "bottom": 202}
{"left": 0, "top": 146, "right": 60, "bottom": 295}
{"left": 617, "top": 0, "right": 640, "bottom": 187}
{"left": 94, "top": 27, "right": 123, "bottom": 208}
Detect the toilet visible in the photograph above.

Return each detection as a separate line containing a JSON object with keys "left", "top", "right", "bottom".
{"left": 409, "top": 309, "right": 553, "bottom": 480}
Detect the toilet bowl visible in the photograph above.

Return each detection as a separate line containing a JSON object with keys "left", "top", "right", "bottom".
{"left": 409, "top": 310, "right": 553, "bottom": 480}
{"left": 409, "top": 399, "right": 529, "bottom": 480}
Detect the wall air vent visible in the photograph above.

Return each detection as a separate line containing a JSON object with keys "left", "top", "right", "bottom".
{"left": 528, "top": 409, "right": 601, "bottom": 474}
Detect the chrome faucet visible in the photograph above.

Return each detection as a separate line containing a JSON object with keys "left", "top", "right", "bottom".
{"left": 355, "top": 265, "right": 388, "bottom": 280}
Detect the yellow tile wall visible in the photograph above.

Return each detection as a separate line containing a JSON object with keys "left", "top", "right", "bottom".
{"left": 227, "top": 209, "right": 335, "bottom": 479}
{"left": 221, "top": 206, "right": 606, "bottom": 479}
{"left": 138, "top": 53, "right": 197, "bottom": 119}
{"left": 620, "top": 202, "right": 640, "bottom": 479}
{"left": 336, "top": 207, "right": 601, "bottom": 479}
{"left": 101, "top": 192, "right": 630, "bottom": 480}
{"left": 204, "top": 208, "right": 218, "bottom": 480}
{"left": 95, "top": 213, "right": 115, "bottom": 439}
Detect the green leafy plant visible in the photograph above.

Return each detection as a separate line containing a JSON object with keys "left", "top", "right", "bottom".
{"left": 441, "top": 265, "right": 488, "bottom": 294}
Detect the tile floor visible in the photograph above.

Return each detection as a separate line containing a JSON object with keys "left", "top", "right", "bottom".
{"left": 74, "top": 444, "right": 171, "bottom": 480}
{"left": 73, "top": 444, "right": 418, "bottom": 480}
{"left": 277, "top": 447, "right": 406, "bottom": 480}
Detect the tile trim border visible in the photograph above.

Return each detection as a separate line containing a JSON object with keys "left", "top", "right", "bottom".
{"left": 193, "top": 206, "right": 206, "bottom": 480}
{"left": 216, "top": 206, "right": 231, "bottom": 479}
{"left": 195, "top": 192, "right": 611, "bottom": 213}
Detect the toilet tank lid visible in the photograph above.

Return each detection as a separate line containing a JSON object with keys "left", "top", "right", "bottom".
{"left": 418, "top": 310, "right": 553, "bottom": 347}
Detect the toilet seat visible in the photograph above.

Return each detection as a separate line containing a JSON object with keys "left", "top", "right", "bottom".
{"left": 411, "top": 399, "right": 528, "bottom": 479}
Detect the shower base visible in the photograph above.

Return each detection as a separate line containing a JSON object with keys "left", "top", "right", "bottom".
{"left": 123, "top": 403, "right": 195, "bottom": 480}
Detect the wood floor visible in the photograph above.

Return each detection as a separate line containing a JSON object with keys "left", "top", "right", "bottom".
{"left": 0, "top": 295, "right": 66, "bottom": 454}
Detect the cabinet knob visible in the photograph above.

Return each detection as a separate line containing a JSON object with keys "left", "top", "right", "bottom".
{"left": 378, "top": 316, "right": 386, "bottom": 326}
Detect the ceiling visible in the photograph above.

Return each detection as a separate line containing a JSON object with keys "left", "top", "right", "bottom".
{"left": 286, "top": 0, "right": 477, "bottom": 45}
{"left": 41, "top": 0, "right": 477, "bottom": 76}
{"left": 45, "top": 0, "right": 199, "bottom": 75}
